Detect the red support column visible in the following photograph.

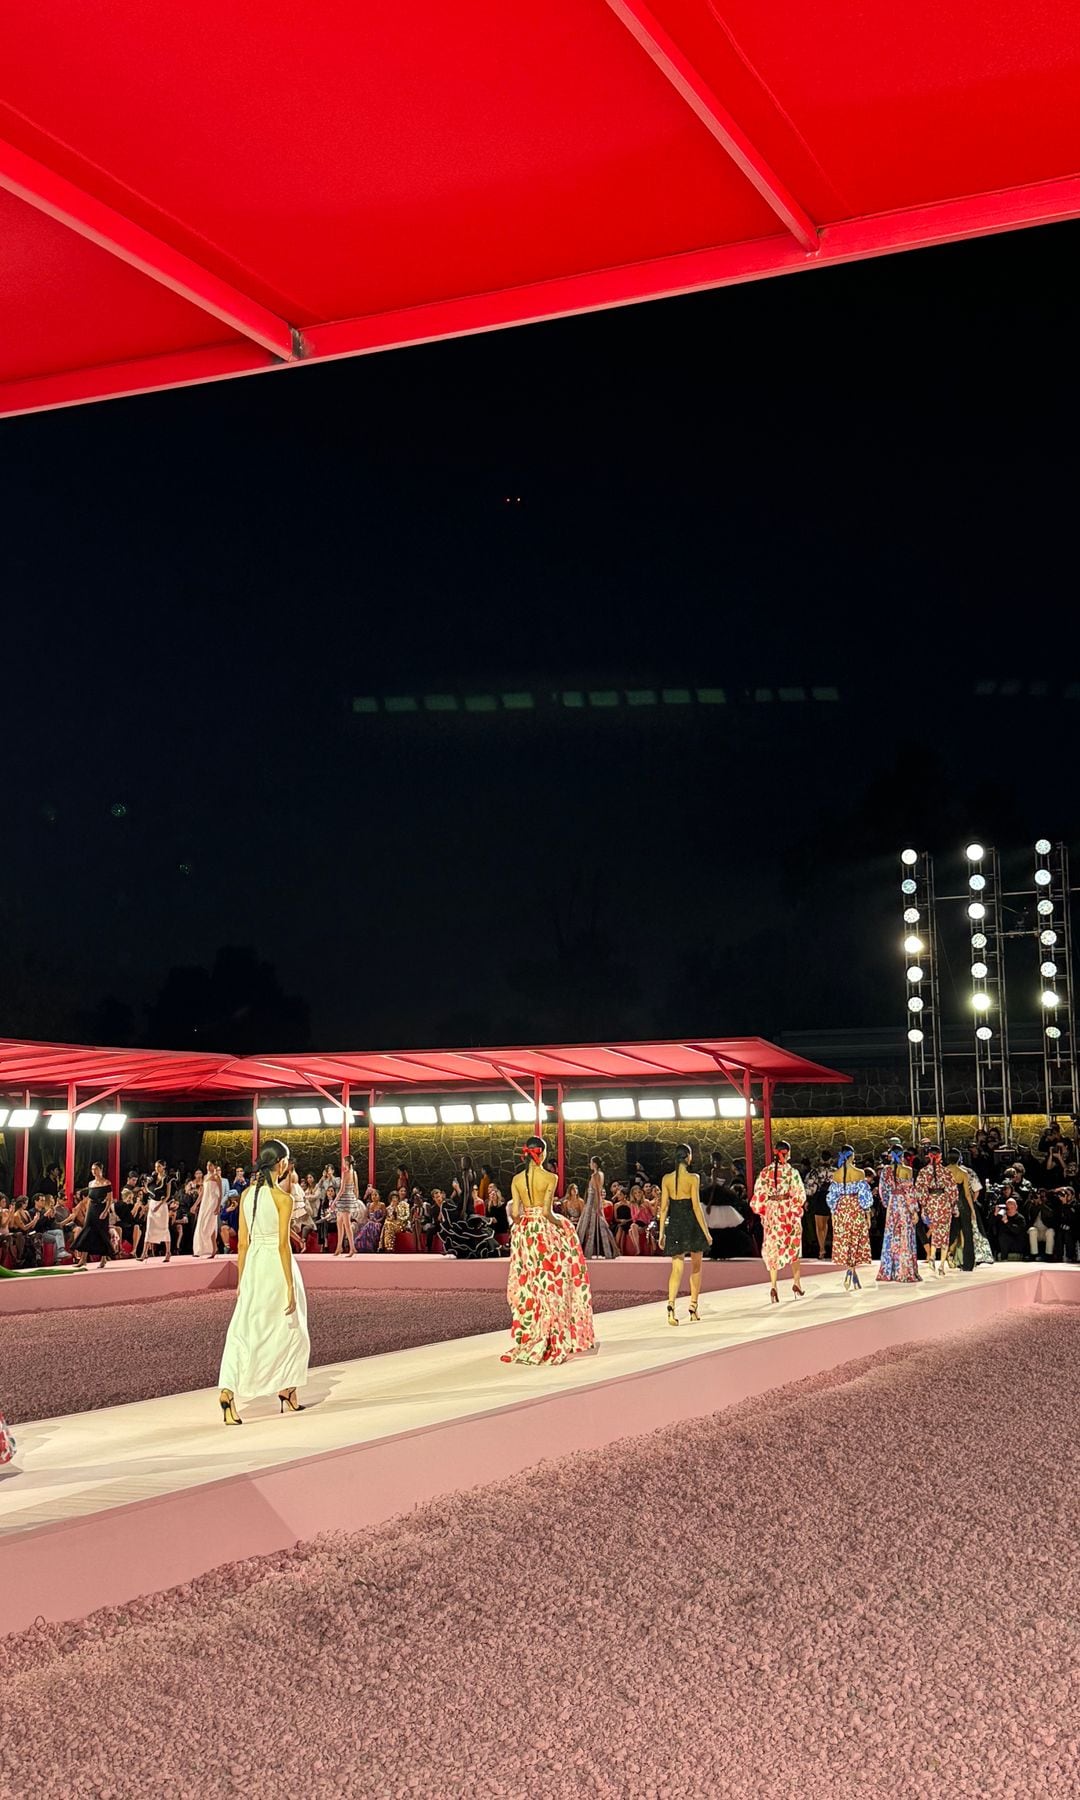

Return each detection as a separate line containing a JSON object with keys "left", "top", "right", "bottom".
{"left": 556, "top": 1084, "right": 566, "bottom": 1195}
{"left": 340, "top": 1082, "right": 351, "bottom": 1172}
{"left": 14, "top": 1089, "right": 30, "bottom": 1195}
{"left": 762, "top": 1080, "right": 774, "bottom": 1164}
{"left": 534, "top": 1075, "right": 544, "bottom": 1138}
{"left": 742, "top": 1072, "right": 755, "bottom": 1190}
{"left": 251, "top": 1092, "right": 260, "bottom": 1165}
{"left": 367, "top": 1090, "right": 377, "bottom": 1192}
{"left": 64, "top": 1082, "right": 77, "bottom": 1203}
{"left": 108, "top": 1099, "right": 121, "bottom": 1197}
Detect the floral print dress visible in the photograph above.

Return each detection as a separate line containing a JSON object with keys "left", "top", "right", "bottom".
{"left": 827, "top": 1176, "right": 873, "bottom": 1269}
{"left": 914, "top": 1164, "right": 958, "bottom": 1252}
{"left": 751, "top": 1161, "right": 806, "bottom": 1270}
{"left": 877, "top": 1165, "right": 921, "bottom": 1282}
{"left": 0, "top": 1414, "right": 15, "bottom": 1466}
{"left": 503, "top": 1205, "right": 596, "bottom": 1365}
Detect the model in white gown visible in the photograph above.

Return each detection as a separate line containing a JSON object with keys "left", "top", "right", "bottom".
{"left": 193, "top": 1164, "right": 224, "bottom": 1258}
{"left": 219, "top": 1142, "right": 310, "bottom": 1420}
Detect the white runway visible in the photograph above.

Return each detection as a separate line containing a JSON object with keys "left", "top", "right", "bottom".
{"left": 1, "top": 1261, "right": 1050, "bottom": 1542}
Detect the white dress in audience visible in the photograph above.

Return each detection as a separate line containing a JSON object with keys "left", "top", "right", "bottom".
{"left": 219, "top": 1179, "right": 310, "bottom": 1401}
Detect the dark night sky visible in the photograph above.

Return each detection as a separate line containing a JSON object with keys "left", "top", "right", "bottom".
{"left": 3, "top": 220, "right": 1078, "bottom": 1054}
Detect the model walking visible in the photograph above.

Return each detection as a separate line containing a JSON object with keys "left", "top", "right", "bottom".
{"left": 72, "top": 1162, "right": 113, "bottom": 1270}
{"left": 502, "top": 1137, "right": 595, "bottom": 1364}
{"left": 914, "top": 1146, "right": 957, "bottom": 1277}
{"left": 218, "top": 1139, "right": 310, "bottom": 1424}
{"left": 193, "top": 1158, "right": 225, "bottom": 1258}
{"left": 659, "top": 1144, "right": 711, "bottom": 1325}
{"left": 576, "top": 1156, "right": 618, "bottom": 1260}
{"left": 877, "top": 1142, "right": 920, "bottom": 1282}
{"left": 140, "top": 1161, "right": 173, "bottom": 1263}
{"left": 750, "top": 1140, "right": 806, "bottom": 1304}
{"left": 827, "top": 1146, "right": 873, "bottom": 1290}
{"left": 334, "top": 1155, "right": 359, "bottom": 1255}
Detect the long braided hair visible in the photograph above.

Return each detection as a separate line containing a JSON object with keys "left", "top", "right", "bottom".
{"left": 250, "top": 1139, "right": 290, "bottom": 1228}
{"left": 771, "top": 1139, "right": 792, "bottom": 1191}
{"left": 837, "top": 1143, "right": 855, "bottom": 1192}
{"left": 522, "top": 1135, "right": 546, "bottom": 1202}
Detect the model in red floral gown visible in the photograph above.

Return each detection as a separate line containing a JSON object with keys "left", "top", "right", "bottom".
{"left": 502, "top": 1138, "right": 595, "bottom": 1365}
{"left": 914, "top": 1147, "right": 958, "bottom": 1277}
{"left": 751, "top": 1141, "right": 806, "bottom": 1304}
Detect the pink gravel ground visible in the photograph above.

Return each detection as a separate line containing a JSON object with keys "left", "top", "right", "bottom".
{"left": 4, "top": 1304, "right": 1079, "bottom": 1799}
{"left": 0, "top": 1287, "right": 653, "bottom": 1421}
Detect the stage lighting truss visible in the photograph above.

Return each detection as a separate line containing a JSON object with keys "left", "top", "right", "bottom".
{"left": 899, "top": 850, "right": 944, "bottom": 1144}
{"left": 1033, "top": 840, "right": 1078, "bottom": 1117}
{"left": 964, "top": 842, "right": 1012, "bottom": 1134}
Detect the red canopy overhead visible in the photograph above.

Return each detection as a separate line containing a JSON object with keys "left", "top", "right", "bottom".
{"left": 2, "top": 1, "right": 1078, "bottom": 419}
{"left": 0, "top": 1036, "right": 850, "bottom": 1101}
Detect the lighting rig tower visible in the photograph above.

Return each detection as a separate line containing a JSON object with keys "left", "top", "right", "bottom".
{"left": 964, "top": 842, "right": 1012, "bottom": 1138}
{"left": 1033, "top": 838, "right": 1078, "bottom": 1120}
{"left": 899, "top": 849, "right": 944, "bottom": 1144}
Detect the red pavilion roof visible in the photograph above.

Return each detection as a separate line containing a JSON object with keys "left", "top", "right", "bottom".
{"left": 2, "top": 1, "right": 1079, "bottom": 419}
{"left": 0, "top": 1036, "right": 849, "bottom": 1101}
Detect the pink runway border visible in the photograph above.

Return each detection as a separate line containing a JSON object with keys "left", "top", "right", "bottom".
{"left": 0, "top": 1252, "right": 827, "bottom": 1313}
{"left": 3, "top": 1267, "right": 1073, "bottom": 1636}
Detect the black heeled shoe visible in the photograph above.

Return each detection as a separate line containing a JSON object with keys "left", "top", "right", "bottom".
{"left": 688, "top": 1302, "right": 701, "bottom": 1322}
{"left": 278, "top": 1388, "right": 306, "bottom": 1413}
{"left": 220, "top": 1394, "right": 242, "bottom": 1426}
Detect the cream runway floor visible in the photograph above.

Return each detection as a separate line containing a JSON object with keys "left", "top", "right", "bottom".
{"left": 1, "top": 1260, "right": 1049, "bottom": 1542}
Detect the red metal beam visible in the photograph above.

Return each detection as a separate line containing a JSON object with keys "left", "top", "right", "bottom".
{"left": 604, "top": 0, "right": 818, "bottom": 249}
{"left": 0, "top": 136, "right": 298, "bottom": 360}
{"left": 4, "top": 165, "right": 1079, "bottom": 424}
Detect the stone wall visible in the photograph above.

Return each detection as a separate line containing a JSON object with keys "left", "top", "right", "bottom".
{"left": 199, "top": 1113, "right": 1049, "bottom": 1192}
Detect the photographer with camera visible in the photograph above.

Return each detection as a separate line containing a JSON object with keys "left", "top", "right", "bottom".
{"left": 992, "top": 1187, "right": 1028, "bottom": 1260}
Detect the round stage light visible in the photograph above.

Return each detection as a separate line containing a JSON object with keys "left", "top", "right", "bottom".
{"left": 1046, "top": 1026, "right": 1062, "bottom": 1041}
{"left": 1035, "top": 868, "right": 1052, "bottom": 887}
{"left": 1040, "top": 930, "right": 1057, "bottom": 946}
{"left": 965, "top": 843, "right": 985, "bottom": 862}
{"left": 1035, "top": 838, "right": 1052, "bottom": 855}
{"left": 1040, "top": 961, "right": 1058, "bottom": 979}
{"left": 903, "top": 935, "right": 924, "bottom": 955}
{"left": 967, "top": 902, "right": 986, "bottom": 920}
{"left": 968, "top": 874, "right": 986, "bottom": 892}
{"left": 1042, "top": 990, "right": 1060, "bottom": 1009}
{"left": 976, "top": 1026, "right": 994, "bottom": 1042}
{"left": 907, "top": 996, "right": 924, "bottom": 1013}
{"left": 971, "top": 932, "right": 988, "bottom": 950}
{"left": 906, "top": 966, "right": 923, "bottom": 983}
{"left": 901, "top": 878, "right": 917, "bottom": 895}
{"left": 1037, "top": 899, "right": 1054, "bottom": 916}
{"left": 907, "top": 1028, "right": 924, "bottom": 1044}
{"left": 900, "top": 848, "right": 919, "bottom": 866}
{"left": 903, "top": 907, "right": 921, "bottom": 925}
{"left": 972, "top": 992, "right": 991, "bottom": 1012}
{"left": 970, "top": 961, "right": 988, "bottom": 979}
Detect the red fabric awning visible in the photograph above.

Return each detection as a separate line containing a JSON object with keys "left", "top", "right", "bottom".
{"left": 0, "top": 1036, "right": 850, "bottom": 1101}
{"left": 2, "top": 1, "right": 1078, "bottom": 419}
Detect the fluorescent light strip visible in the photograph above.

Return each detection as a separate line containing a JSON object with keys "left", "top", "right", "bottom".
{"left": 99, "top": 1113, "right": 128, "bottom": 1132}
{"left": 256, "top": 1107, "right": 288, "bottom": 1126}
{"left": 476, "top": 1102, "right": 511, "bottom": 1123}
{"left": 7, "top": 1109, "right": 38, "bottom": 1128}
{"left": 288, "top": 1107, "right": 323, "bottom": 1127}
{"left": 46, "top": 1113, "right": 70, "bottom": 1132}
{"left": 678, "top": 1097, "right": 716, "bottom": 1119}
{"left": 369, "top": 1105, "right": 403, "bottom": 1126}
{"left": 74, "top": 1112, "right": 103, "bottom": 1133}
{"left": 440, "top": 1105, "right": 475, "bottom": 1124}
{"left": 562, "top": 1100, "right": 598, "bottom": 1121}
{"left": 638, "top": 1098, "right": 676, "bottom": 1119}
{"left": 598, "top": 1097, "right": 635, "bottom": 1120}
{"left": 404, "top": 1105, "right": 438, "bottom": 1125}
